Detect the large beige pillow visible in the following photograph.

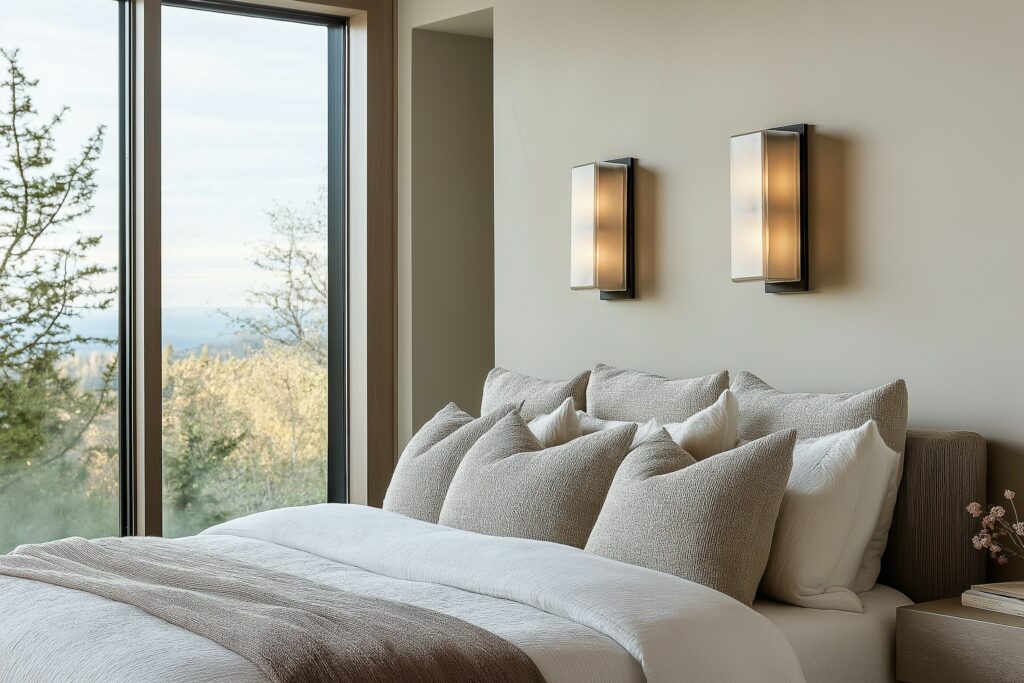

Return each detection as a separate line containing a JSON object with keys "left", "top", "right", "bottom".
{"left": 383, "top": 403, "right": 517, "bottom": 523}
{"left": 586, "top": 363, "right": 729, "bottom": 424}
{"left": 586, "top": 429, "right": 796, "bottom": 605}
{"left": 731, "top": 371, "right": 908, "bottom": 593}
{"left": 481, "top": 367, "right": 590, "bottom": 420}
{"left": 439, "top": 413, "right": 636, "bottom": 548}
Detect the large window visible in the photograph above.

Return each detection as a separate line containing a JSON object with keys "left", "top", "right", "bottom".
{"left": 161, "top": 5, "right": 332, "bottom": 537}
{"left": 0, "top": 0, "right": 346, "bottom": 546}
{"left": 0, "top": 0, "right": 122, "bottom": 552}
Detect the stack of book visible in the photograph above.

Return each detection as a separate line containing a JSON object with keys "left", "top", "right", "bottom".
{"left": 962, "top": 581, "right": 1024, "bottom": 617}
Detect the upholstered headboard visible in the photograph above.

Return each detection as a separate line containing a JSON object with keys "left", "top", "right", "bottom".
{"left": 879, "top": 429, "right": 987, "bottom": 603}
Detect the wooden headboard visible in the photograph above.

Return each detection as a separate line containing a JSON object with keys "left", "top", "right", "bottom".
{"left": 880, "top": 429, "right": 987, "bottom": 603}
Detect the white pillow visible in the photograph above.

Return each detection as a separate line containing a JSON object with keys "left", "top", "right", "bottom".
{"left": 661, "top": 390, "right": 738, "bottom": 460}
{"left": 527, "top": 397, "right": 582, "bottom": 447}
{"left": 578, "top": 390, "right": 738, "bottom": 458}
{"left": 760, "top": 421, "right": 899, "bottom": 612}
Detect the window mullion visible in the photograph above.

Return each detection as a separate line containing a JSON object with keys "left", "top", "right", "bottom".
{"left": 327, "top": 23, "right": 348, "bottom": 503}
{"left": 127, "top": 0, "right": 162, "bottom": 537}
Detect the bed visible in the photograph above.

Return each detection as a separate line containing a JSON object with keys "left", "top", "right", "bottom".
{"left": 755, "top": 585, "right": 912, "bottom": 682}
{"left": 0, "top": 428, "right": 986, "bottom": 682}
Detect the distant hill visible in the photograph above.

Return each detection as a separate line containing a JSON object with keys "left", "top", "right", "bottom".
{"left": 70, "top": 307, "right": 268, "bottom": 356}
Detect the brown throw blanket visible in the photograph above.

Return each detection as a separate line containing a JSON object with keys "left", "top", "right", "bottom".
{"left": 0, "top": 536, "right": 546, "bottom": 683}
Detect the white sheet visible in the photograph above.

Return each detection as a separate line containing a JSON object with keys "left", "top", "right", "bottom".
{"left": 0, "top": 504, "right": 805, "bottom": 682}
{"left": 754, "top": 584, "right": 912, "bottom": 683}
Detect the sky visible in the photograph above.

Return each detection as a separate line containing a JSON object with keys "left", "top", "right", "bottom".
{"left": 0, "top": 0, "right": 328, "bottom": 343}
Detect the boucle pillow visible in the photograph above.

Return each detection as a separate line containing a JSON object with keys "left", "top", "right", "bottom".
{"left": 586, "top": 363, "right": 729, "bottom": 424}
{"left": 731, "top": 371, "right": 908, "bottom": 592}
{"left": 481, "top": 367, "right": 590, "bottom": 420}
{"left": 586, "top": 429, "right": 796, "bottom": 605}
{"left": 383, "top": 402, "right": 517, "bottom": 523}
{"left": 439, "top": 413, "right": 635, "bottom": 548}
{"left": 527, "top": 397, "right": 582, "bottom": 447}
{"left": 760, "top": 421, "right": 900, "bottom": 612}
{"left": 578, "top": 389, "right": 738, "bottom": 459}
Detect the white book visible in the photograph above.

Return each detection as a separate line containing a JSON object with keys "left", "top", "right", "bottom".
{"left": 970, "top": 581, "right": 1024, "bottom": 601}
{"left": 962, "top": 589, "right": 1024, "bottom": 618}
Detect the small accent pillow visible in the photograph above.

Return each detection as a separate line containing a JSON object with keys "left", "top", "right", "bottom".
{"left": 586, "top": 429, "right": 796, "bottom": 605}
{"left": 439, "top": 413, "right": 636, "bottom": 548}
{"left": 760, "top": 421, "right": 900, "bottom": 612}
{"left": 578, "top": 390, "right": 738, "bottom": 459}
{"left": 731, "top": 371, "right": 908, "bottom": 593}
{"left": 481, "top": 367, "right": 590, "bottom": 420}
{"left": 586, "top": 363, "right": 729, "bottom": 424}
{"left": 527, "top": 397, "right": 582, "bottom": 447}
{"left": 383, "top": 402, "right": 517, "bottom": 523}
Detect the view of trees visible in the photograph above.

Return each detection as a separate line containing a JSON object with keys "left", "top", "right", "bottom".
{"left": 162, "top": 340, "right": 328, "bottom": 537}
{"left": 0, "top": 49, "right": 329, "bottom": 551}
{"left": 0, "top": 47, "right": 119, "bottom": 551}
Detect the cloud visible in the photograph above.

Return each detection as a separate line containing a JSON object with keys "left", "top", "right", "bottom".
{"left": 1, "top": 0, "right": 328, "bottom": 312}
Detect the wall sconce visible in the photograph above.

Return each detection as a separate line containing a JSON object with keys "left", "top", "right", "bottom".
{"left": 570, "top": 157, "right": 635, "bottom": 300}
{"left": 730, "top": 124, "right": 808, "bottom": 292}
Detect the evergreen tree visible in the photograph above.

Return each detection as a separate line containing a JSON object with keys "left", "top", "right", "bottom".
{"left": 0, "top": 48, "right": 115, "bottom": 493}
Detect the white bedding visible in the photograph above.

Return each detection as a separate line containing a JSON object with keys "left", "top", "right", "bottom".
{"left": 0, "top": 504, "right": 805, "bottom": 682}
{"left": 754, "top": 584, "right": 912, "bottom": 683}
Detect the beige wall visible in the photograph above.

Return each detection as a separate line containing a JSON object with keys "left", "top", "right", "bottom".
{"left": 398, "top": 0, "right": 1024, "bottom": 569}
{"left": 410, "top": 29, "right": 494, "bottom": 428}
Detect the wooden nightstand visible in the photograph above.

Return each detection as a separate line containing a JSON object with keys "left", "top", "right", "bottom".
{"left": 897, "top": 598, "right": 1024, "bottom": 682}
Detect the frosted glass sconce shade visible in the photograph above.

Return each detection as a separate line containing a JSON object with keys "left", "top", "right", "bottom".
{"left": 570, "top": 158, "right": 635, "bottom": 299}
{"left": 730, "top": 124, "right": 808, "bottom": 292}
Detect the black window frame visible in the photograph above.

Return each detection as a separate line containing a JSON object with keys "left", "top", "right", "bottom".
{"left": 119, "top": 0, "right": 348, "bottom": 534}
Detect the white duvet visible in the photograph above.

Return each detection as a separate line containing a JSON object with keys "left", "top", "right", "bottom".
{"left": 0, "top": 504, "right": 804, "bottom": 682}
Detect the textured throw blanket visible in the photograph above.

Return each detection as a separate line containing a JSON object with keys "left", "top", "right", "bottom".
{"left": 0, "top": 536, "right": 545, "bottom": 683}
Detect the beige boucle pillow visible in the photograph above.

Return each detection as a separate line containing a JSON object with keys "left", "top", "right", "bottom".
{"left": 481, "top": 367, "right": 590, "bottom": 420}
{"left": 586, "top": 363, "right": 729, "bottom": 424}
{"left": 439, "top": 413, "right": 635, "bottom": 548}
{"left": 586, "top": 429, "right": 796, "bottom": 605}
{"left": 383, "top": 402, "right": 517, "bottom": 523}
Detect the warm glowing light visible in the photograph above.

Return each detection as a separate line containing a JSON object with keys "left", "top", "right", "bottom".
{"left": 730, "top": 130, "right": 801, "bottom": 284}
{"left": 571, "top": 161, "right": 628, "bottom": 292}
{"left": 571, "top": 163, "right": 597, "bottom": 289}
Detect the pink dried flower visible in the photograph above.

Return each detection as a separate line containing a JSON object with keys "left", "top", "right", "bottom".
{"left": 968, "top": 490, "right": 1021, "bottom": 567}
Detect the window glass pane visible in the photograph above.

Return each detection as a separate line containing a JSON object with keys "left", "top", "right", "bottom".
{"left": 0, "top": 0, "right": 121, "bottom": 551}
{"left": 161, "top": 7, "right": 329, "bottom": 537}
